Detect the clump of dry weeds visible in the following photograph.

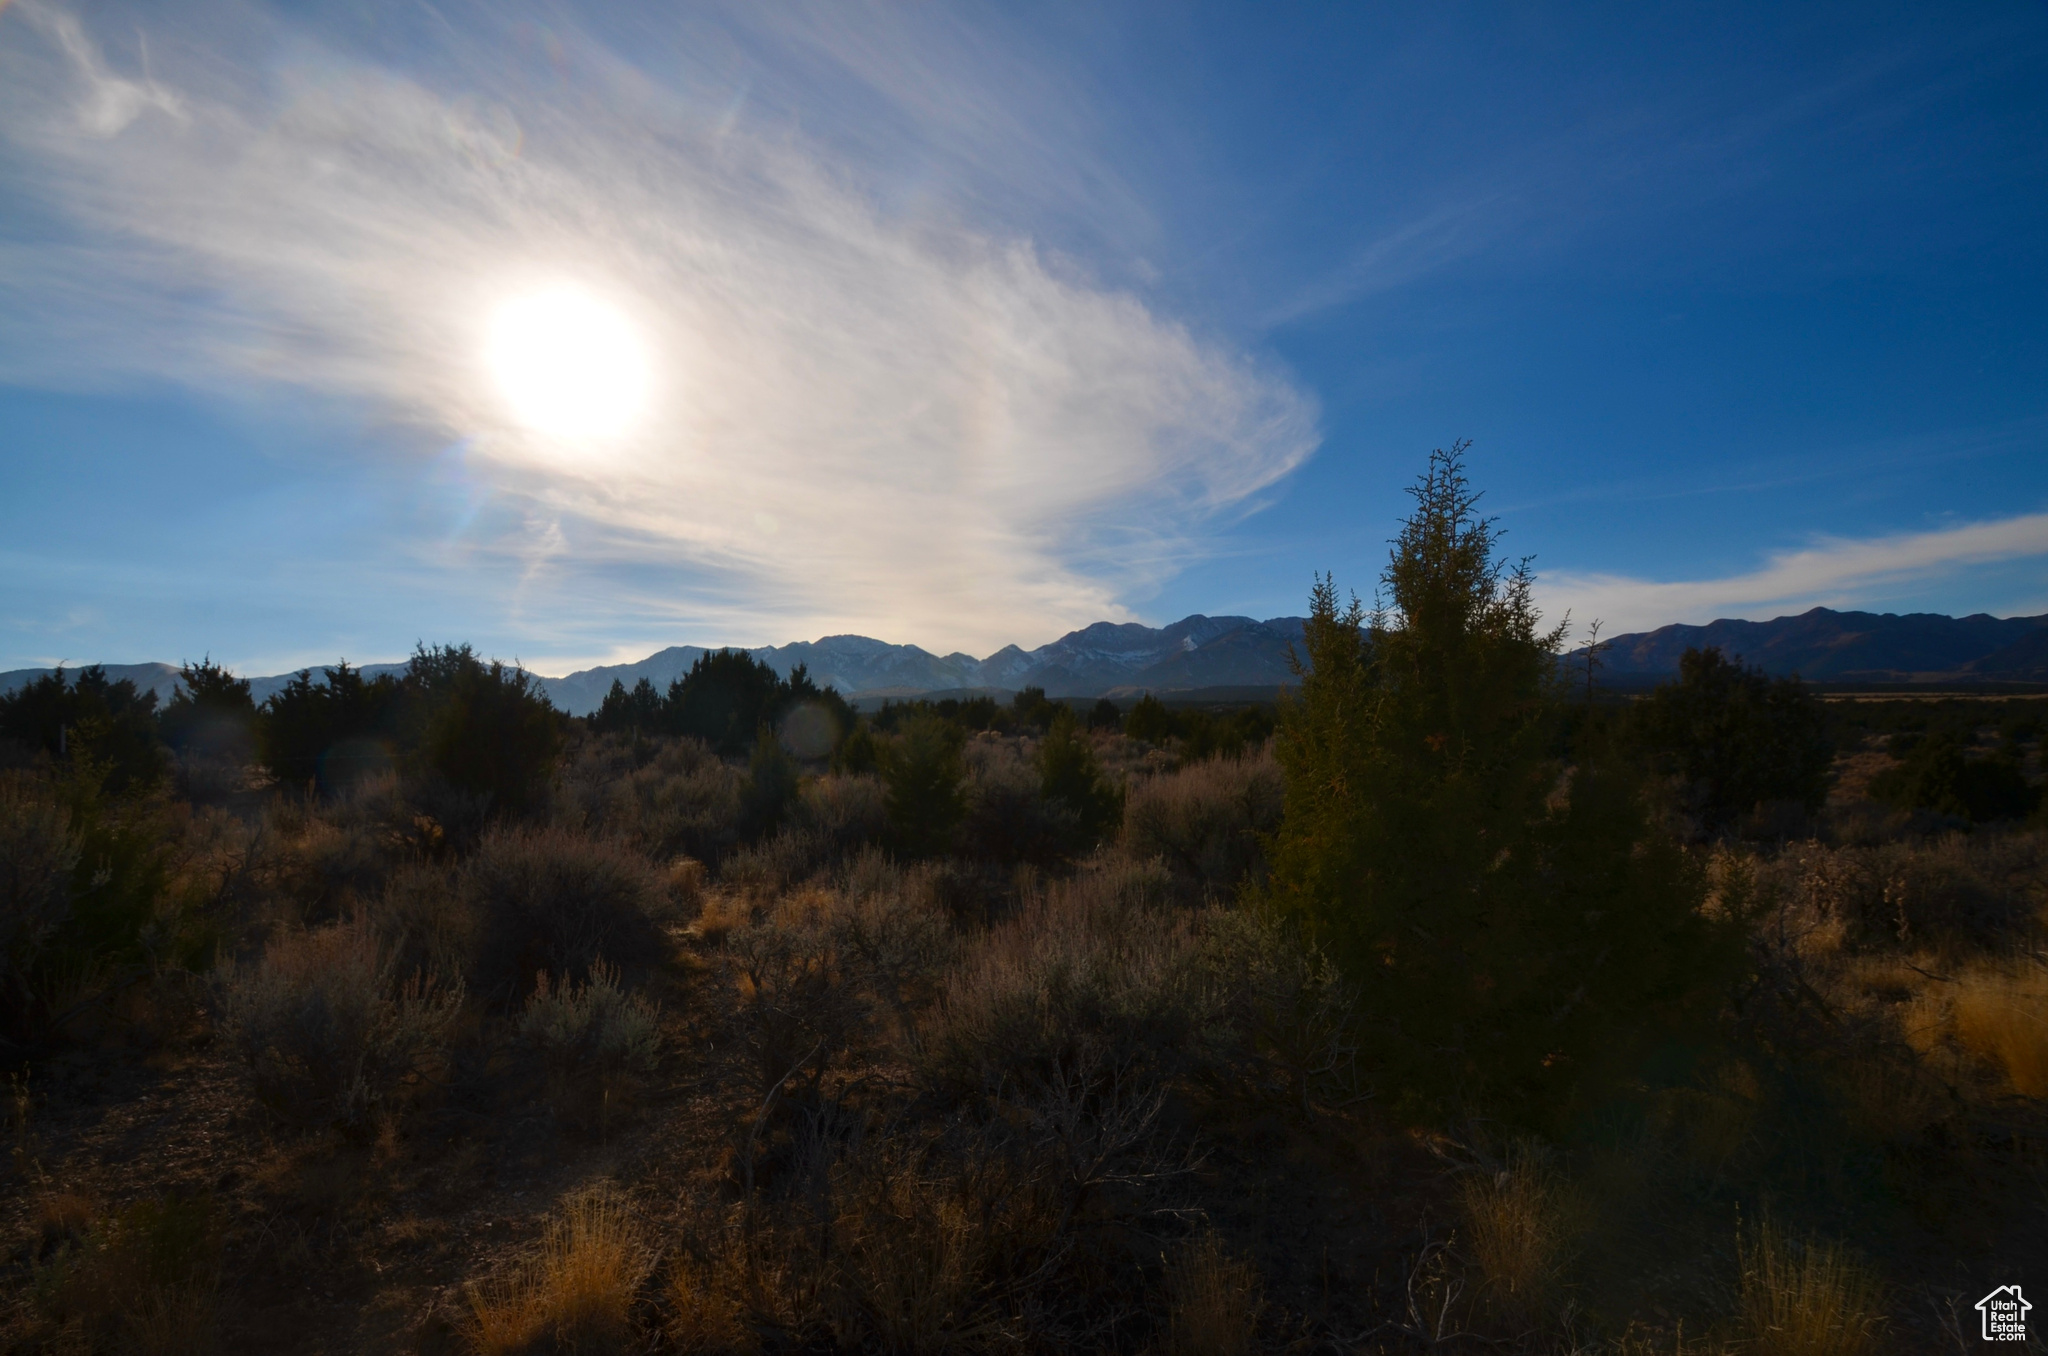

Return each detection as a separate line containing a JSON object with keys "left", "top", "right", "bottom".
{"left": 1946, "top": 961, "right": 2048, "bottom": 1098}
{"left": 1163, "top": 1228, "right": 1263, "bottom": 1356}
{"left": 1734, "top": 1219, "right": 1884, "bottom": 1356}
{"left": 466, "top": 1187, "right": 652, "bottom": 1355}
{"left": 1458, "top": 1142, "right": 1580, "bottom": 1334}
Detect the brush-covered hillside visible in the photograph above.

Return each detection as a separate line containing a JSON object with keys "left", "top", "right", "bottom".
{"left": 2, "top": 450, "right": 2044, "bottom": 1355}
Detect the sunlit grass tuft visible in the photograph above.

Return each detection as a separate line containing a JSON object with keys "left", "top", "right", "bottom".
{"left": 1949, "top": 962, "right": 2048, "bottom": 1098}
{"left": 467, "top": 1187, "right": 650, "bottom": 1355}
{"left": 1736, "top": 1219, "right": 1884, "bottom": 1356}
{"left": 1459, "top": 1142, "right": 1578, "bottom": 1330}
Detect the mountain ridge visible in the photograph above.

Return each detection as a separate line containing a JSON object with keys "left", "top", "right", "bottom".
{"left": 8, "top": 606, "right": 2046, "bottom": 717}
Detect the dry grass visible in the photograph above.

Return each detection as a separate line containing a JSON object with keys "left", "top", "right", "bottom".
{"left": 691, "top": 888, "right": 755, "bottom": 945}
{"left": 1458, "top": 1143, "right": 1578, "bottom": 1331}
{"left": 664, "top": 1241, "right": 757, "bottom": 1354}
{"left": 833, "top": 1170, "right": 989, "bottom": 1353}
{"left": 467, "top": 1187, "right": 652, "bottom": 1355}
{"left": 1163, "top": 1229, "right": 1263, "bottom": 1356}
{"left": 32, "top": 1193, "right": 221, "bottom": 1356}
{"left": 1735, "top": 1220, "right": 1884, "bottom": 1356}
{"left": 1948, "top": 961, "right": 2048, "bottom": 1098}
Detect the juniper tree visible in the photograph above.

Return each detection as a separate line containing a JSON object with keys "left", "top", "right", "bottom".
{"left": 1632, "top": 647, "right": 1833, "bottom": 831}
{"left": 1039, "top": 706, "right": 1123, "bottom": 852}
{"left": 1264, "top": 443, "right": 1736, "bottom": 1121}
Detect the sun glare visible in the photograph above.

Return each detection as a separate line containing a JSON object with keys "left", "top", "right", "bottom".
{"left": 485, "top": 287, "right": 651, "bottom": 441}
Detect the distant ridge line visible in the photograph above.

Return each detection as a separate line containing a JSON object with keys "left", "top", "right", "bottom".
{"left": 7, "top": 606, "right": 2046, "bottom": 717}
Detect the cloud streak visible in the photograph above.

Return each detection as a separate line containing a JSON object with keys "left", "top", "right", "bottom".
{"left": 1541, "top": 510, "right": 2048, "bottom": 635}
{"left": 0, "top": 2, "right": 1318, "bottom": 656}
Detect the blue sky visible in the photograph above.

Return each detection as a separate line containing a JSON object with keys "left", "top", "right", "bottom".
{"left": 2, "top": 1, "right": 2044, "bottom": 674}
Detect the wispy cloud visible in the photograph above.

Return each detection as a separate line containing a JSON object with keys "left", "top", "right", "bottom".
{"left": 0, "top": 2, "right": 1317, "bottom": 657}
{"left": 1541, "top": 510, "right": 2048, "bottom": 635}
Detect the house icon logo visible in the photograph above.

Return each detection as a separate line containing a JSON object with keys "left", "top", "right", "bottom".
{"left": 1977, "top": 1284, "right": 2030, "bottom": 1342}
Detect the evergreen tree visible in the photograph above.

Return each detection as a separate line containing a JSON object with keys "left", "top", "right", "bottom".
{"left": 591, "top": 677, "right": 664, "bottom": 735}
{"left": 882, "top": 713, "right": 966, "bottom": 858}
{"left": 1011, "top": 686, "right": 1057, "bottom": 729}
{"left": 1124, "top": 693, "right": 1176, "bottom": 744}
{"left": 0, "top": 666, "right": 166, "bottom": 795}
{"left": 832, "top": 722, "right": 882, "bottom": 776}
{"left": 741, "top": 728, "right": 802, "bottom": 837}
{"left": 1632, "top": 647, "right": 1833, "bottom": 830}
{"left": 665, "top": 650, "right": 785, "bottom": 755}
{"left": 1264, "top": 444, "right": 1735, "bottom": 1120}
{"left": 1038, "top": 706, "right": 1123, "bottom": 851}
{"left": 1087, "top": 697, "right": 1123, "bottom": 731}
{"left": 1869, "top": 732, "right": 2037, "bottom": 823}
{"left": 411, "top": 646, "right": 561, "bottom": 814}
{"left": 256, "top": 662, "right": 401, "bottom": 793}
{"left": 159, "top": 657, "right": 256, "bottom": 760}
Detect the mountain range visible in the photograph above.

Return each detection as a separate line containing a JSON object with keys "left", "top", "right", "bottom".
{"left": 1584, "top": 607, "right": 2048, "bottom": 686}
{"left": 5, "top": 607, "right": 2045, "bottom": 717}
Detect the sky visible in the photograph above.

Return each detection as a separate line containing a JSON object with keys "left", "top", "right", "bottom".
{"left": 1, "top": 1, "right": 2044, "bottom": 675}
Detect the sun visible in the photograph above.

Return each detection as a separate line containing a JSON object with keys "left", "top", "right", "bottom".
{"left": 484, "top": 286, "right": 651, "bottom": 441}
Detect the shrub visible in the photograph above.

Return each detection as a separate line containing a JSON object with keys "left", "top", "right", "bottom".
{"left": 724, "top": 892, "right": 867, "bottom": 1100}
{"left": 217, "top": 919, "right": 461, "bottom": 1132}
{"left": 0, "top": 773, "right": 80, "bottom": 1033}
{"left": 465, "top": 826, "right": 667, "bottom": 1005}
{"left": 1759, "top": 833, "right": 2046, "bottom": 954}
{"left": 833, "top": 864, "right": 957, "bottom": 1041}
{"left": 467, "top": 1187, "right": 652, "bottom": 1355}
{"left": 958, "top": 737, "right": 1061, "bottom": 863}
{"left": 521, "top": 961, "right": 662, "bottom": 1086}
{"left": 31, "top": 1192, "right": 221, "bottom": 1356}
{"left": 1123, "top": 749, "right": 1283, "bottom": 898}
{"left": 559, "top": 735, "right": 747, "bottom": 864}
{"left": 374, "top": 860, "right": 476, "bottom": 989}
{"left": 919, "top": 862, "right": 1198, "bottom": 1104}
{"left": 1735, "top": 1219, "right": 1884, "bottom": 1356}
{"left": 801, "top": 773, "right": 887, "bottom": 850}
{"left": 1869, "top": 733, "right": 2038, "bottom": 824}
{"left": 1633, "top": 646, "right": 1834, "bottom": 831}
{"left": 882, "top": 715, "right": 966, "bottom": 859}
{"left": 1187, "top": 909, "right": 1358, "bottom": 1114}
